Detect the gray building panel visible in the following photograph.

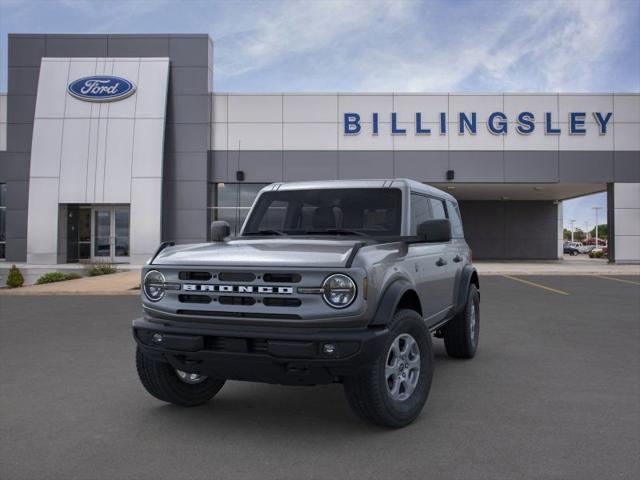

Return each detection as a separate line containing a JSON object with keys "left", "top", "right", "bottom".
{"left": 209, "top": 151, "right": 229, "bottom": 182}
{"left": 504, "top": 150, "right": 559, "bottom": 182}
{"left": 45, "top": 35, "right": 109, "bottom": 57}
{"left": 167, "top": 95, "right": 210, "bottom": 124}
{"left": 6, "top": 124, "right": 33, "bottom": 153}
{"left": 0, "top": 153, "right": 30, "bottom": 181}
{"left": 166, "top": 152, "right": 210, "bottom": 182}
{"left": 394, "top": 151, "right": 449, "bottom": 182}
{"left": 338, "top": 151, "right": 394, "bottom": 179}
{"left": 169, "top": 67, "right": 211, "bottom": 95}
{"left": 107, "top": 35, "right": 170, "bottom": 57}
{"left": 283, "top": 151, "right": 339, "bottom": 181}
{"left": 7, "top": 67, "right": 40, "bottom": 95}
{"left": 165, "top": 123, "right": 209, "bottom": 153}
{"left": 449, "top": 151, "right": 504, "bottom": 182}
{"left": 614, "top": 151, "right": 640, "bottom": 182}
{"left": 6, "top": 95, "right": 36, "bottom": 124}
{"left": 559, "top": 151, "right": 614, "bottom": 182}
{"left": 8, "top": 35, "right": 45, "bottom": 67}
{"left": 230, "top": 151, "right": 284, "bottom": 182}
{"left": 169, "top": 36, "right": 211, "bottom": 67}
{"left": 6, "top": 208, "right": 28, "bottom": 240}
{"left": 164, "top": 180, "right": 209, "bottom": 211}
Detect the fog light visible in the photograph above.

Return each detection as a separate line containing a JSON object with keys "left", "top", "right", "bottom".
{"left": 323, "top": 343, "right": 337, "bottom": 354}
{"left": 152, "top": 333, "right": 163, "bottom": 344}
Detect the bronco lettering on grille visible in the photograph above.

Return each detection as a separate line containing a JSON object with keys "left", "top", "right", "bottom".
{"left": 182, "top": 284, "right": 293, "bottom": 294}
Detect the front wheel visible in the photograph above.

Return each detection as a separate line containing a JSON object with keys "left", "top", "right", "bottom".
{"left": 443, "top": 284, "right": 480, "bottom": 359}
{"left": 343, "top": 309, "right": 434, "bottom": 428}
{"left": 136, "top": 348, "right": 225, "bottom": 406}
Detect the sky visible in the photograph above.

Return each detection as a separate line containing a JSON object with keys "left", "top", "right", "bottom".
{"left": 0, "top": 0, "right": 637, "bottom": 228}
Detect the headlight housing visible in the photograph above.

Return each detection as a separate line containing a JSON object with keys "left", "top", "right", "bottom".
{"left": 322, "top": 274, "right": 357, "bottom": 309}
{"left": 143, "top": 270, "right": 166, "bottom": 302}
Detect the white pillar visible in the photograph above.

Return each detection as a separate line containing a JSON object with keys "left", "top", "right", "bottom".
{"left": 612, "top": 183, "right": 640, "bottom": 263}
{"left": 557, "top": 201, "right": 564, "bottom": 259}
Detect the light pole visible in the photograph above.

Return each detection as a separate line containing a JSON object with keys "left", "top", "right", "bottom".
{"left": 592, "top": 206, "right": 604, "bottom": 247}
{"left": 570, "top": 219, "right": 576, "bottom": 242}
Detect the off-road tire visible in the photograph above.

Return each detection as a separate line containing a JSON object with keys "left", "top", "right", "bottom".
{"left": 136, "top": 348, "right": 225, "bottom": 406}
{"left": 343, "top": 309, "right": 434, "bottom": 428}
{"left": 443, "top": 284, "right": 480, "bottom": 359}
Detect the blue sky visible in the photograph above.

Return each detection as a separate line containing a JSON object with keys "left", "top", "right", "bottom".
{"left": 1, "top": 0, "right": 637, "bottom": 228}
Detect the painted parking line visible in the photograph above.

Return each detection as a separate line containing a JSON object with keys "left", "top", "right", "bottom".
{"left": 502, "top": 275, "right": 571, "bottom": 296}
{"left": 592, "top": 275, "right": 640, "bottom": 286}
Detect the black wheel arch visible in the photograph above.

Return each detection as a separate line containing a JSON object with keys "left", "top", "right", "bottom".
{"left": 454, "top": 265, "right": 480, "bottom": 315}
{"left": 370, "top": 279, "right": 423, "bottom": 326}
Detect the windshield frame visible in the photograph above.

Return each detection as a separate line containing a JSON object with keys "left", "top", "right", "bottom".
{"left": 240, "top": 187, "right": 406, "bottom": 238}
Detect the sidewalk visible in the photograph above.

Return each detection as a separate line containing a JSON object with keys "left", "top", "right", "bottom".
{"left": 0, "top": 270, "right": 141, "bottom": 295}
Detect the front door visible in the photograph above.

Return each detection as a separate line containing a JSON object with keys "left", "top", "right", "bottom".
{"left": 92, "top": 206, "right": 130, "bottom": 263}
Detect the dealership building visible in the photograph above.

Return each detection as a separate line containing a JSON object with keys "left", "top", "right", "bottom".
{"left": 0, "top": 33, "right": 638, "bottom": 265}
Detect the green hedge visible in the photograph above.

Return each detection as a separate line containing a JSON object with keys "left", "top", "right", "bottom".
{"left": 36, "top": 272, "right": 83, "bottom": 284}
{"left": 85, "top": 263, "right": 117, "bottom": 276}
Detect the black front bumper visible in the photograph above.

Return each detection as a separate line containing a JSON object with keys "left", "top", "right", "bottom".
{"left": 133, "top": 317, "right": 389, "bottom": 385}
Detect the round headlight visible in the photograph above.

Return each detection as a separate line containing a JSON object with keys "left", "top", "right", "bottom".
{"left": 322, "top": 274, "right": 357, "bottom": 309}
{"left": 143, "top": 270, "right": 166, "bottom": 302}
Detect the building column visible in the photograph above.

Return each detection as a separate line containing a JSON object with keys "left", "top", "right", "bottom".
{"left": 609, "top": 183, "right": 640, "bottom": 263}
{"left": 557, "top": 201, "right": 564, "bottom": 260}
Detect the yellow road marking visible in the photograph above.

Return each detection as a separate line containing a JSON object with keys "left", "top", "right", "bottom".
{"left": 502, "top": 275, "right": 570, "bottom": 296}
{"left": 593, "top": 275, "right": 640, "bottom": 286}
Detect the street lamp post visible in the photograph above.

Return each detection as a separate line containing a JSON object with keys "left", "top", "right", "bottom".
{"left": 570, "top": 219, "right": 576, "bottom": 242}
{"left": 592, "top": 206, "right": 604, "bottom": 248}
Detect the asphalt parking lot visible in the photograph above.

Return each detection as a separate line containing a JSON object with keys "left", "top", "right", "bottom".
{"left": 1, "top": 275, "right": 639, "bottom": 480}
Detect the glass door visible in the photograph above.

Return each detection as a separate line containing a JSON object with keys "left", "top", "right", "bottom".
{"left": 91, "top": 206, "right": 130, "bottom": 263}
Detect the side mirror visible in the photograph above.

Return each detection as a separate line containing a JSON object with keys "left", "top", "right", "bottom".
{"left": 210, "top": 221, "right": 230, "bottom": 242}
{"left": 416, "top": 219, "right": 451, "bottom": 243}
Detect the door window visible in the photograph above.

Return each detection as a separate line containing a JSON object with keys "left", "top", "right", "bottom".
{"left": 410, "top": 194, "right": 432, "bottom": 235}
{"left": 429, "top": 198, "right": 447, "bottom": 220}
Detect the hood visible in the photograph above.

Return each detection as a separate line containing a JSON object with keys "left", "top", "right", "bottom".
{"left": 152, "top": 238, "right": 364, "bottom": 268}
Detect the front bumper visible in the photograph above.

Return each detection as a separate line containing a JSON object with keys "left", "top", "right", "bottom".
{"left": 133, "top": 317, "right": 389, "bottom": 385}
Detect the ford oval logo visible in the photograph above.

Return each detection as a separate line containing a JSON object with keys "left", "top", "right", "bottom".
{"left": 67, "top": 76, "right": 136, "bottom": 102}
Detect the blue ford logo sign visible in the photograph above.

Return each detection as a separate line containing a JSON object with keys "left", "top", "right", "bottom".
{"left": 67, "top": 76, "right": 136, "bottom": 102}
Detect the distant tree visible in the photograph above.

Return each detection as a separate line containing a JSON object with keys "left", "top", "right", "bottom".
{"left": 589, "top": 224, "right": 608, "bottom": 239}
{"left": 573, "top": 228, "right": 586, "bottom": 242}
{"left": 563, "top": 228, "right": 572, "bottom": 240}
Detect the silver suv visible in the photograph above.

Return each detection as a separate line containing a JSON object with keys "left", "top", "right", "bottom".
{"left": 133, "top": 179, "right": 480, "bottom": 427}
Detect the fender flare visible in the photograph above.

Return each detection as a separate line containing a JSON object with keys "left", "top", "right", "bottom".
{"left": 454, "top": 265, "right": 480, "bottom": 315}
{"left": 370, "top": 278, "right": 418, "bottom": 326}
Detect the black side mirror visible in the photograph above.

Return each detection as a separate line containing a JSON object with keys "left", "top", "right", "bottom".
{"left": 416, "top": 219, "right": 452, "bottom": 243}
{"left": 210, "top": 221, "right": 230, "bottom": 242}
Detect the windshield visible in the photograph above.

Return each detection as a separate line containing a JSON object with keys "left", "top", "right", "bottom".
{"left": 242, "top": 188, "right": 402, "bottom": 237}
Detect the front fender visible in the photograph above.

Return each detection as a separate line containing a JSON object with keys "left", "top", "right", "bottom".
{"left": 454, "top": 265, "right": 479, "bottom": 315}
{"left": 369, "top": 278, "right": 416, "bottom": 326}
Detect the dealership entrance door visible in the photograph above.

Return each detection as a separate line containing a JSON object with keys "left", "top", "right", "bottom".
{"left": 67, "top": 205, "right": 130, "bottom": 263}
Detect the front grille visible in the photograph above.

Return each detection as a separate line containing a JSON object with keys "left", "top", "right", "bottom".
{"left": 263, "top": 297, "right": 302, "bottom": 307}
{"left": 263, "top": 273, "right": 301, "bottom": 283}
{"left": 204, "top": 336, "right": 271, "bottom": 354}
{"left": 219, "top": 296, "right": 256, "bottom": 306}
{"left": 179, "top": 271, "right": 212, "bottom": 281}
{"left": 219, "top": 272, "right": 256, "bottom": 282}
{"left": 179, "top": 294, "right": 212, "bottom": 304}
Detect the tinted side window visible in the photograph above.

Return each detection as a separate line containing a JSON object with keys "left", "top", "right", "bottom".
{"left": 429, "top": 198, "right": 447, "bottom": 220}
{"left": 446, "top": 200, "right": 464, "bottom": 238}
{"left": 410, "top": 194, "right": 432, "bottom": 234}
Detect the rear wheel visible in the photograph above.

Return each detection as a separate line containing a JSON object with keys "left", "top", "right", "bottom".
{"left": 443, "top": 284, "right": 480, "bottom": 359}
{"left": 136, "top": 348, "right": 225, "bottom": 406}
{"left": 343, "top": 309, "right": 434, "bottom": 428}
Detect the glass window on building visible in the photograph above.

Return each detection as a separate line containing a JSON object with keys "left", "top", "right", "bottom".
{"left": 208, "top": 183, "right": 268, "bottom": 236}
{"left": 0, "top": 183, "right": 6, "bottom": 258}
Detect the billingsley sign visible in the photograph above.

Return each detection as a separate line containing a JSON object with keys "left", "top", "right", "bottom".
{"left": 343, "top": 111, "right": 613, "bottom": 136}
{"left": 68, "top": 76, "right": 136, "bottom": 102}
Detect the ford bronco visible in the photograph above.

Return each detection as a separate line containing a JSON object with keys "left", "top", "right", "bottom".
{"left": 133, "top": 179, "right": 480, "bottom": 427}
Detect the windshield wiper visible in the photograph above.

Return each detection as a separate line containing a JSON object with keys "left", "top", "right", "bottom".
{"left": 306, "top": 229, "right": 369, "bottom": 237}
{"left": 244, "top": 229, "right": 286, "bottom": 236}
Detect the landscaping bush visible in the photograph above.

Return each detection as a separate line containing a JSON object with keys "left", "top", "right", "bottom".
{"left": 6, "top": 264, "right": 24, "bottom": 288}
{"left": 589, "top": 250, "right": 605, "bottom": 259}
{"left": 36, "top": 272, "right": 83, "bottom": 285}
{"left": 85, "top": 263, "right": 117, "bottom": 276}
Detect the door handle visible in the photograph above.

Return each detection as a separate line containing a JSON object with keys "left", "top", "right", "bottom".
{"left": 436, "top": 257, "right": 447, "bottom": 267}
{"left": 453, "top": 255, "right": 462, "bottom": 263}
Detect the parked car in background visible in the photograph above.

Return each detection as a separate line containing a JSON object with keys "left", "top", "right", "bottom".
{"left": 564, "top": 242, "right": 582, "bottom": 256}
